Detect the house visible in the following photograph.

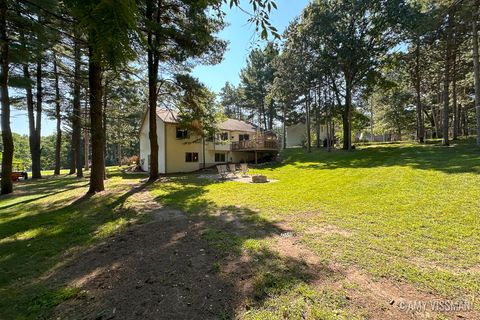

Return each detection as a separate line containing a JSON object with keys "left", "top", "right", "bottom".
{"left": 139, "top": 108, "right": 279, "bottom": 173}
{"left": 286, "top": 122, "right": 328, "bottom": 148}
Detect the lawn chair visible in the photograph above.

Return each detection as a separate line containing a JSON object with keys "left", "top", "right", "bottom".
{"left": 228, "top": 163, "right": 238, "bottom": 176}
{"left": 216, "top": 164, "right": 228, "bottom": 179}
{"left": 240, "top": 163, "right": 249, "bottom": 176}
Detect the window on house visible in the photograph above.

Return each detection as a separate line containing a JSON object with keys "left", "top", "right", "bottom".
{"left": 239, "top": 134, "right": 250, "bottom": 141}
{"left": 215, "top": 153, "right": 226, "bottom": 162}
{"left": 176, "top": 127, "right": 188, "bottom": 139}
{"left": 185, "top": 152, "right": 199, "bottom": 162}
{"left": 216, "top": 132, "right": 228, "bottom": 141}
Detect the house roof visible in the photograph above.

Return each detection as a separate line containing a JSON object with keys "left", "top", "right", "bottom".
{"left": 218, "top": 118, "right": 257, "bottom": 132}
{"left": 155, "top": 108, "right": 258, "bottom": 132}
{"left": 156, "top": 108, "right": 179, "bottom": 123}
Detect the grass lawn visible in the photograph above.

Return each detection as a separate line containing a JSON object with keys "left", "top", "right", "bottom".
{"left": 0, "top": 169, "right": 149, "bottom": 319}
{"left": 0, "top": 139, "right": 479, "bottom": 319}
{"left": 149, "top": 139, "right": 480, "bottom": 311}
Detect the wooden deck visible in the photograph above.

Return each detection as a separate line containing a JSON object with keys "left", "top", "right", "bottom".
{"left": 231, "top": 139, "right": 279, "bottom": 151}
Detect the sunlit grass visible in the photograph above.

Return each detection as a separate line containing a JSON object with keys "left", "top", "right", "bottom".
{"left": 150, "top": 139, "right": 480, "bottom": 298}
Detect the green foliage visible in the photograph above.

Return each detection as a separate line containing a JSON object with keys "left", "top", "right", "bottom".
{"left": 66, "top": 0, "right": 138, "bottom": 67}
{"left": 175, "top": 74, "right": 224, "bottom": 138}
{"left": 238, "top": 42, "right": 279, "bottom": 129}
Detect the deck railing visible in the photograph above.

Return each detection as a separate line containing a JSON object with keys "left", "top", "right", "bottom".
{"left": 231, "top": 139, "right": 278, "bottom": 151}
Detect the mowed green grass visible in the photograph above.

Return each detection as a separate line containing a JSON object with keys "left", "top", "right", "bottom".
{"left": 1, "top": 140, "right": 479, "bottom": 319}
{"left": 150, "top": 139, "right": 480, "bottom": 298}
{"left": 0, "top": 168, "right": 148, "bottom": 319}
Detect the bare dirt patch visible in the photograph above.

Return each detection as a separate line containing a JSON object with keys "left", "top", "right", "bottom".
{"left": 270, "top": 230, "right": 479, "bottom": 320}
{"left": 51, "top": 198, "right": 239, "bottom": 319}
{"left": 50, "top": 185, "right": 478, "bottom": 320}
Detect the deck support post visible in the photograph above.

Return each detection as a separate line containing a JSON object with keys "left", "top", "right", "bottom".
{"left": 254, "top": 151, "right": 258, "bottom": 164}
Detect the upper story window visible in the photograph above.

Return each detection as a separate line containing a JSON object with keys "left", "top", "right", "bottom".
{"left": 176, "top": 127, "right": 188, "bottom": 139}
{"left": 216, "top": 132, "right": 228, "bottom": 141}
{"left": 239, "top": 134, "right": 250, "bottom": 141}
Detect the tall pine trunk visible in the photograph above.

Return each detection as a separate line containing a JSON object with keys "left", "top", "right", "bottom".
{"left": 343, "top": 79, "right": 353, "bottom": 151}
{"left": 32, "top": 60, "right": 43, "bottom": 178}
{"left": 147, "top": 0, "right": 159, "bottom": 181}
{"left": 102, "top": 83, "right": 107, "bottom": 179}
{"left": 23, "top": 64, "right": 37, "bottom": 172}
{"left": 282, "top": 102, "right": 287, "bottom": 149}
{"left": 414, "top": 39, "right": 425, "bottom": 143}
{"left": 442, "top": 13, "right": 453, "bottom": 146}
{"left": 53, "top": 55, "right": 62, "bottom": 175}
{"left": 452, "top": 51, "right": 458, "bottom": 140}
{"left": 72, "top": 35, "right": 83, "bottom": 177}
{"left": 473, "top": 0, "right": 480, "bottom": 146}
{"left": 87, "top": 45, "right": 105, "bottom": 193}
{"left": 0, "top": 0, "right": 13, "bottom": 194}
{"left": 306, "top": 91, "right": 311, "bottom": 153}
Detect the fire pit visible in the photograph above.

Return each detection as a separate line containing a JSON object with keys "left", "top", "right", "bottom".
{"left": 251, "top": 175, "right": 268, "bottom": 183}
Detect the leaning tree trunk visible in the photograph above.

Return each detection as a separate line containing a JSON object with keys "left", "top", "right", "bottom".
{"left": 53, "top": 55, "right": 62, "bottom": 175}
{"left": 72, "top": 35, "right": 83, "bottom": 177}
{"left": 0, "top": 0, "right": 13, "bottom": 194}
{"left": 473, "top": 0, "right": 480, "bottom": 146}
{"left": 32, "top": 60, "right": 43, "bottom": 178}
{"left": 147, "top": 0, "right": 159, "bottom": 181}
{"left": 414, "top": 39, "right": 425, "bottom": 143}
{"left": 87, "top": 45, "right": 105, "bottom": 194}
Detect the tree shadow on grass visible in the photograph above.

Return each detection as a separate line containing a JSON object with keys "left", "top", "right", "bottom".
{"left": 277, "top": 139, "right": 480, "bottom": 175}
{"left": 29, "top": 178, "right": 346, "bottom": 319}
{"left": 0, "top": 176, "right": 156, "bottom": 318}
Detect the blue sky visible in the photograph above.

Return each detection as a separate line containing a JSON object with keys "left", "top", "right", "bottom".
{"left": 10, "top": 0, "right": 310, "bottom": 136}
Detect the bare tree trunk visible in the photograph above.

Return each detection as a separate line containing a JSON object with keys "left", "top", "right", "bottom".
{"left": 31, "top": 60, "right": 43, "bottom": 178}
{"left": 268, "top": 99, "right": 274, "bottom": 130}
{"left": 452, "top": 51, "right": 458, "bottom": 140}
{"left": 473, "top": 0, "right": 480, "bottom": 145}
{"left": 22, "top": 64, "right": 38, "bottom": 173}
{"left": 102, "top": 84, "right": 107, "bottom": 179}
{"left": 260, "top": 97, "right": 267, "bottom": 131}
{"left": 414, "top": 39, "right": 425, "bottom": 143}
{"left": 73, "top": 35, "right": 83, "bottom": 177}
{"left": 53, "top": 55, "right": 62, "bottom": 175}
{"left": 343, "top": 80, "right": 353, "bottom": 150}
{"left": 84, "top": 88, "right": 89, "bottom": 171}
{"left": 442, "top": 14, "right": 452, "bottom": 146}
{"left": 0, "top": 0, "right": 13, "bottom": 194}
{"left": 315, "top": 89, "right": 321, "bottom": 148}
{"left": 87, "top": 45, "right": 105, "bottom": 194}
{"left": 84, "top": 127, "right": 89, "bottom": 171}
{"left": 282, "top": 103, "right": 287, "bottom": 149}
{"left": 306, "top": 91, "right": 311, "bottom": 153}
{"left": 147, "top": 0, "right": 159, "bottom": 181}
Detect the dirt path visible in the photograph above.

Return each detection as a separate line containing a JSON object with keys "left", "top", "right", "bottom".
{"left": 51, "top": 185, "right": 478, "bottom": 319}
{"left": 52, "top": 185, "right": 244, "bottom": 320}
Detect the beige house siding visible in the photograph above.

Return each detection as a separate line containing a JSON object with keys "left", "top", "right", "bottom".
{"left": 139, "top": 109, "right": 273, "bottom": 174}
{"left": 139, "top": 110, "right": 165, "bottom": 172}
